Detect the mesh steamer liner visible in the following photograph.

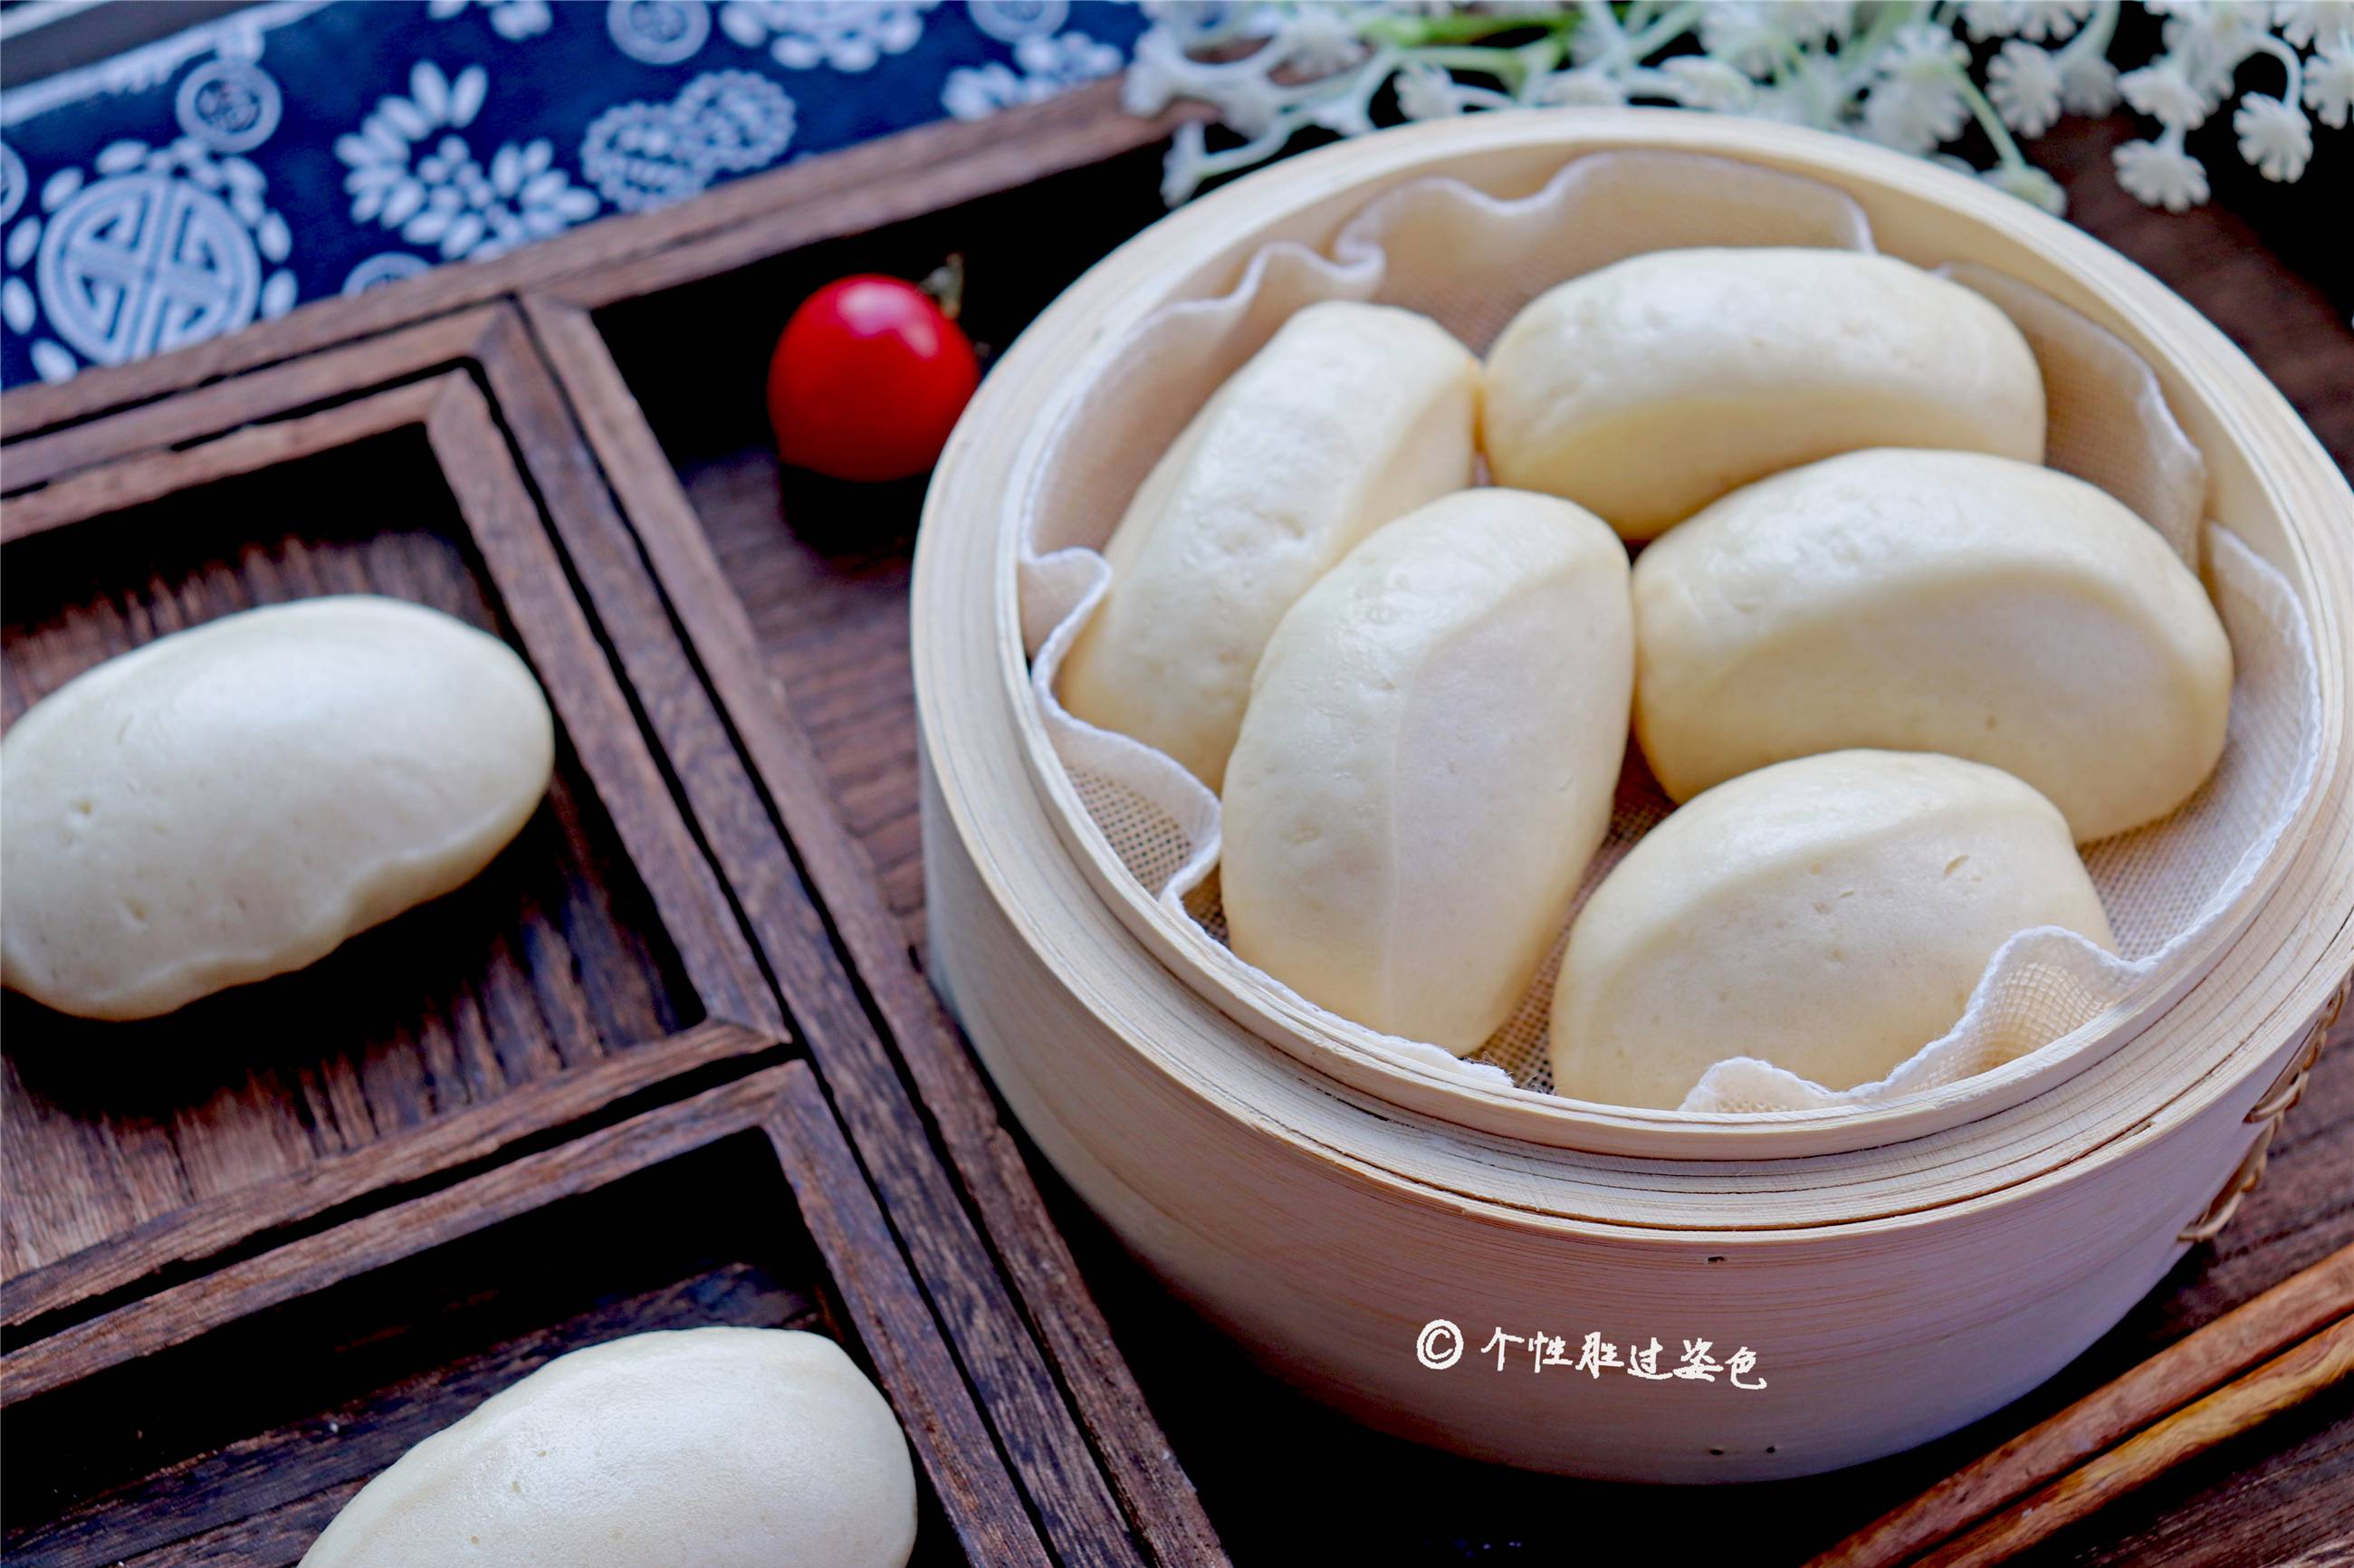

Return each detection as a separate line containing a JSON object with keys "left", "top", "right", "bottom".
{"left": 914, "top": 110, "right": 2354, "bottom": 1478}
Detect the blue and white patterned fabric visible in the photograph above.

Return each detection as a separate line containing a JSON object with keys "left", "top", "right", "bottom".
{"left": 0, "top": 0, "right": 1145, "bottom": 389}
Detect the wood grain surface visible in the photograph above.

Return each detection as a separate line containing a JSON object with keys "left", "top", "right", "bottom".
{"left": 1, "top": 1064, "right": 1033, "bottom": 1566}
{"left": 469, "top": 310, "right": 1185, "bottom": 1566}
{"left": 524, "top": 139, "right": 1225, "bottom": 1564}
{"left": 1, "top": 300, "right": 1200, "bottom": 1564}
{"left": 535, "top": 110, "right": 2351, "bottom": 1564}
{"left": 0, "top": 370, "right": 780, "bottom": 1336}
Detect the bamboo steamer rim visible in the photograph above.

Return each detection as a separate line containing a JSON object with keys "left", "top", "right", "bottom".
{"left": 915, "top": 110, "right": 2354, "bottom": 1207}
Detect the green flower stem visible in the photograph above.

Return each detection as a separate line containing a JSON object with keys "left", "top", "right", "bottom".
{"left": 1411, "top": 43, "right": 1546, "bottom": 88}
{"left": 1181, "top": 118, "right": 1303, "bottom": 192}
{"left": 2061, "top": 0, "right": 2120, "bottom": 65}
{"left": 2251, "top": 33, "right": 2304, "bottom": 105}
{"left": 1622, "top": 1, "right": 1704, "bottom": 60}
{"left": 1835, "top": 0, "right": 1921, "bottom": 98}
{"left": 1407, "top": 25, "right": 1584, "bottom": 92}
{"left": 1362, "top": 9, "right": 1575, "bottom": 50}
{"left": 1947, "top": 64, "right": 2033, "bottom": 170}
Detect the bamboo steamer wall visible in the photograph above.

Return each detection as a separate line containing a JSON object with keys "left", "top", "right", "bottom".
{"left": 912, "top": 111, "right": 2354, "bottom": 1481}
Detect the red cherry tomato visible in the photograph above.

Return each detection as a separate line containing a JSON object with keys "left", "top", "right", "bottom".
{"left": 766, "top": 273, "right": 980, "bottom": 483}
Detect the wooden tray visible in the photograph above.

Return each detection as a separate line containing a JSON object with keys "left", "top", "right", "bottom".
{"left": 2, "top": 346, "right": 781, "bottom": 1338}
{"left": 2, "top": 296, "right": 1203, "bottom": 1564}
{"left": 516, "top": 136, "right": 1224, "bottom": 1557}
{"left": 1, "top": 1062, "right": 1047, "bottom": 1565}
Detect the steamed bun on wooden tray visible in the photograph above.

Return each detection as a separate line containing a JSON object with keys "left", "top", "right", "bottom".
{"left": 1, "top": 596, "right": 554, "bottom": 1021}
{"left": 1222, "top": 489, "right": 1633, "bottom": 1054}
{"left": 1057, "top": 299, "right": 1478, "bottom": 790}
{"left": 1480, "top": 248, "right": 2046, "bottom": 539}
{"left": 1548, "top": 751, "right": 2115, "bottom": 1110}
{"left": 1632, "top": 449, "right": 2233, "bottom": 843}
{"left": 301, "top": 1327, "right": 917, "bottom": 1568}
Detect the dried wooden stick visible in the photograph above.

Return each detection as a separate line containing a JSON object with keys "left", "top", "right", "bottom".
{"left": 1916, "top": 1314, "right": 2354, "bottom": 1568}
{"left": 1810, "top": 1242, "right": 2354, "bottom": 1568}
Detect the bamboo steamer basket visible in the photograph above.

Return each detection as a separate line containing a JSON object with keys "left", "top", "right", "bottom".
{"left": 912, "top": 110, "right": 2354, "bottom": 1481}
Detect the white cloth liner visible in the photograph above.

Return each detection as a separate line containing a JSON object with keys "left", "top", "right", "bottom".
{"left": 1014, "top": 151, "right": 2322, "bottom": 1114}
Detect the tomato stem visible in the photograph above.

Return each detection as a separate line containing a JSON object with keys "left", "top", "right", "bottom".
{"left": 921, "top": 253, "right": 966, "bottom": 322}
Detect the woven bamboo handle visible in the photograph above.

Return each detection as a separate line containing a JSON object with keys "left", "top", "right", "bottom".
{"left": 1807, "top": 1241, "right": 2354, "bottom": 1568}
{"left": 2179, "top": 973, "right": 2349, "bottom": 1244}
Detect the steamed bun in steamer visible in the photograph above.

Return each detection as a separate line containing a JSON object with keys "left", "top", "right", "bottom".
{"left": 1058, "top": 300, "right": 1478, "bottom": 790}
{"left": 1548, "top": 751, "right": 2116, "bottom": 1110}
{"left": 1480, "top": 247, "right": 2046, "bottom": 539}
{"left": 1222, "top": 489, "right": 1633, "bottom": 1053}
{"left": 1632, "top": 449, "right": 2233, "bottom": 842}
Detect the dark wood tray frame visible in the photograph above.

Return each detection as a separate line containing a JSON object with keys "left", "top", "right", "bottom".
{"left": 2, "top": 137, "right": 1215, "bottom": 1556}
{"left": 3, "top": 343, "right": 783, "bottom": 1336}
{"left": 3, "top": 1061, "right": 1049, "bottom": 1565}
{"left": 516, "top": 204, "right": 1231, "bottom": 1568}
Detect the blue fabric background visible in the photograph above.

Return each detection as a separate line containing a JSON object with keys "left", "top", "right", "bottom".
{"left": 0, "top": 0, "right": 1145, "bottom": 389}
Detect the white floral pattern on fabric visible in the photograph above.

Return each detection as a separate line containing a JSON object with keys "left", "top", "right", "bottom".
{"left": 0, "top": 0, "right": 1148, "bottom": 387}
{"left": 967, "top": 0, "right": 1070, "bottom": 45}
{"left": 426, "top": 0, "right": 554, "bottom": 43}
{"left": 337, "top": 62, "right": 599, "bottom": 261}
{"left": 675, "top": 68, "right": 799, "bottom": 167}
{"left": 342, "top": 250, "right": 432, "bottom": 293}
{"left": 4, "top": 134, "right": 295, "bottom": 382}
{"left": 579, "top": 103, "right": 710, "bottom": 209}
{"left": 173, "top": 58, "right": 283, "bottom": 153}
{"left": 943, "top": 31, "right": 1124, "bottom": 120}
{"left": 580, "top": 69, "right": 795, "bottom": 211}
{"left": 0, "top": 142, "right": 25, "bottom": 228}
{"left": 606, "top": 0, "right": 713, "bottom": 65}
{"left": 717, "top": 1, "right": 936, "bottom": 72}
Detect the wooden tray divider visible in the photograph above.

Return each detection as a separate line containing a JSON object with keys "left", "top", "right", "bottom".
{"left": 0, "top": 307, "right": 506, "bottom": 495}
{"left": 0, "top": 282, "right": 1214, "bottom": 1562}
{"left": 466, "top": 309, "right": 1205, "bottom": 1565}
{"left": 0, "top": 1020, "right": 780, "bottom": 1338}
{"left": 517, "top": 286, "right": 1226, "bottom": 1563}
{"left": 0, "top": 102, "right": 1221, "bottom": 1563}
{"left": 1, "top": 1061, "right": 1055, "bottom": 1568}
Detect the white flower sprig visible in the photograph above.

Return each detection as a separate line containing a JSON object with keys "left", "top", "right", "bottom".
{"left": 1124, "top": 1, "right": 2351, "bottom": 216}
